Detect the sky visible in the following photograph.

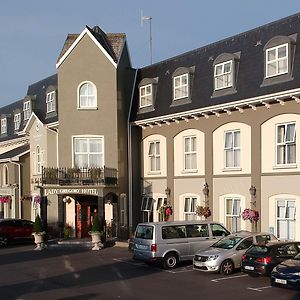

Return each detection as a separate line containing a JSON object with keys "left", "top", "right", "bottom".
{"left": 0, "top": 1, "right": 300, "bottom": 107}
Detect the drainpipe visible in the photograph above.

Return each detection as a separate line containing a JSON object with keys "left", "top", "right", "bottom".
{"left": 10, "top": 160, "right": 22, "bottom": 219}
{"left": 127, "top": 69, "right": 138, "bottom": 233}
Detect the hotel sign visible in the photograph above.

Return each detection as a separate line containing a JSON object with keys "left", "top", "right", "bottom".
{"left": 44, "top": 188, "right": 100, "bottom": 196}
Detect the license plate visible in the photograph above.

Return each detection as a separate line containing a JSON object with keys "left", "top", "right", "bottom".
{"left": 136, "top": 244, "right": 148, "bottom": 250}
{"left": 244, "top": 265, "right": 254, "bottom": 271}
{"left": 194, "top": 261, "right": 204, "bottom": 267}
{"left": 275, "top": 278, "right": 287, "bottom": 285}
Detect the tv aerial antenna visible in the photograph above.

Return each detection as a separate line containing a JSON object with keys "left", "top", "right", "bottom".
{"left": 141, "top": 10, "right": 153, "bottom": 64}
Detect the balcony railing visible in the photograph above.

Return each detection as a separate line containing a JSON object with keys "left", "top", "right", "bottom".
{"left": 42, "top": 167, "right": 118, "bottom": 186}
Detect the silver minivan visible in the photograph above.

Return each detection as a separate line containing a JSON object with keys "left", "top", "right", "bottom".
{"left": 133, "top": 220, "right": 230, "bottom": 269}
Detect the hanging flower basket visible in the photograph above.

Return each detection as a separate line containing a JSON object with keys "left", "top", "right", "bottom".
{"left": 242, "top": 208, "right": 259, "bottom": 223}
{"left": 0, "top": 196, "right": 11, "bottom": 203}
{"left": 21, "top": 195, "right": 32, "bottom": 202}
{"left": 159, "top": 204, "right": 173, "bottom": 221}
{"left": 196, "top": 205, "right": 211, "bottom": 219}
{"left": 33, "top": 195, "right": 42, "bottom": 204}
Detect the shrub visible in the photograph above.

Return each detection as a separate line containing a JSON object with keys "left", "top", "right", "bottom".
{"left": 33, "top": 214, "right": 43, "bottom": 234}
{"left": 91, "top": 215, "right": 101, "bottom": 232}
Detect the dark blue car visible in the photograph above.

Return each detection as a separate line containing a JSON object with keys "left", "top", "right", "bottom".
{"left": 271, "top": 253, "right": 300, "bottom": 290}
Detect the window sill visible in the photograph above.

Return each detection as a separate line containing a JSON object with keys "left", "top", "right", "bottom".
{"left": 273, "top": 164, "right": 297, "bottom": 170}
{"left": 147, "top": 171, "right": 161, "bottom": 176}
{"left": 222, "top": 167, "right": 242, "bottom": 172}
{"left": 77, "top": 107, "right": 98, "bottom": 110}
{"left": 181, "top": 169, "right": 198, "bottom": 174}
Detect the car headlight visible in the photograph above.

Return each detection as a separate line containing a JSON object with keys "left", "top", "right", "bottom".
{"left": 207, "top": 255, "right": 219, "bottom": 261}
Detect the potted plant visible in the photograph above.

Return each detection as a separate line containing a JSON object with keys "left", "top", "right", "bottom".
{"left": 196, "top": 205, "right": 212, "bottom": 219}
{"left": 89, "top": 215, "right": 103, "bottom": 250}
{"left": 32, "top": 214, "right": 46, "bottom": 250}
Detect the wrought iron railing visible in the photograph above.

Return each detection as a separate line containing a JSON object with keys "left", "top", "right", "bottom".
{"left": 42, "top": 167, "right": 118, "bottom": 186}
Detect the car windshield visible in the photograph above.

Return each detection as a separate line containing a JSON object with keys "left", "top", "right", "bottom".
{"left": 212, "top": 236, "right": 243, "bottom": 249}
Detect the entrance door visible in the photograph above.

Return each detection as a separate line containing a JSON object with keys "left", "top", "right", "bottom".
{"left": 76, "top": 203, "right": 91, "bottom": 238}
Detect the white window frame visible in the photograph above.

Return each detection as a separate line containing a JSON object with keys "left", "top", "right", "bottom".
{"left": 1, "top": 118, "right": 7, "bottom": 134}
{"left": 214, "top": 60, "right": 233, "bottom": 90}
{"left": 183, "top": 136, "right": 197, "bottom": 171}
{"left": 276, "top": 199, "right": 296, "bottom": 240}
{"left": 224, "top": 130, "right": 240, "bottom": 169}
{"left": 148, "top": 141, "right": 160, "bottom": 173}
{"left": 36, "top": 145, "right": 42, "bottom": 174}
{"left": 156, "top": 197, "right": 167, "bottom": 222}
{"left": 225, "top": 197, "right": 241, "bottom": 233}
{"left": 266, "top": 43, "right": 288, "bottom": 78}
{"left": 141, "top": 197, "right": 153, "bottom": 223}
{"left": 173, "top": 73, "right": 189, "bottom": 100}
{"left": 78, "top": 82, "right": 97, "bottom": 109}
{"left": 2, "top": 164, "right": 9, "bottom": 186}
{"left": 73, "top": 136, "right": 104, "bottom": 169}
{"left": 139, "top": 84, "right": 152, "bottom": 108}
{"left": 23, "top": 101, "right": 31, "bottom": 121}
{"left": 183, "top": 197, "right": 197, "bottom": 220}
{"left": 46, "top": 91, "right": 56, "bottom": 113}
{"left": 14, "top": 113, "right": 21, "bottom": 131}
{"left": 276, "top": 122, "right": 296, "bottom": 166}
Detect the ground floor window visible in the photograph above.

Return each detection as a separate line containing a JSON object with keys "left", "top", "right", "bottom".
{"left": 156, "top": 197, "right": 167, "bottom": 221}
{"left": 141, "top": 197, "right": 153, "bottom": 222}
{"left": 184, "top": 197, "right": 197, "bottom": 220}
{"left": 225, "top": 198, "right": 241, "bottom": 232}
{"left": 276, "top": 199, "right": 296, "bottom": 240}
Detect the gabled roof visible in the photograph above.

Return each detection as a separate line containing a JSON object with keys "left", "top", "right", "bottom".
{"left": 131, "top": 12, "right": 300, "bottom": 124}
{"left": 56, "top": 25, "right": 126, "bottom": 68}
{"left": 0, "top": 144, "right": 29, "bottom": 162}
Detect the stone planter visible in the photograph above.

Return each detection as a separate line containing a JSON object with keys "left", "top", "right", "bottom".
{"left": 89, "top": 231, "right": 103, "bottom": 250}
{"left": 32, "top": 232, "right": 45, "bottom": 250}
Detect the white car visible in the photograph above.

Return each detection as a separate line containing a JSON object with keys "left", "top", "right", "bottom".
{"left": 193, "top": 231, "right": 277, "bottom": 275}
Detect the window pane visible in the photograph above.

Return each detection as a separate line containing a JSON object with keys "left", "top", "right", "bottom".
{"left": 225, "top": 150, "right": 234, "bottom": 167}
{"left": 184, "top": 198, "right": 190, "bottom": 212}
{"left": 267, "top": 62, "right": 276, "bottom": 76}
{"left": 226, "top": 199, "right": 232, "bottom": 214}
{"left": 215, "top": 65, "right": 223, "bottom": 75}
{"left": 278, "top": 59, "right": 287, "bottom": 73}
{"left": 75, "top": 139, "right": 88, "bottom": 152}
{"left": 286, "top": 124, "right": 295, "bottom": 142}
{"left": 278, "top": 45, "right": 287, "bottom": 58}
{"left": 224, "top": 62, "right": 231, "bottom": 73}
{"left": 90, "top": 139, "right": 101, "bottom": 152}
{"left": 277, "top": 125, "right": 285, "bottom": 143}
{"left": 234, "top": 131, "right": 240, "bottom": 147}
{"left": 234, "top": 149, "right": 240, "bottom": 167}
{"left": 287, "top": 144, "right": 296, "bottom": 164}
{"left": 225, "top": 132, "right": 233, "bottom": 148}
{"left": 267, "top": 49, "right": 276, "bottom": 61}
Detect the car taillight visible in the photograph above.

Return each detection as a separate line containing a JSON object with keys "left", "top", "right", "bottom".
{"left": 242, "top": 255, "right": 247, "bottom": 261}
{"left": 256, "top": 256, "right": 272, "bottom": 264}
{"left": 151, "top": 244, "right": 157, "bottom": 252}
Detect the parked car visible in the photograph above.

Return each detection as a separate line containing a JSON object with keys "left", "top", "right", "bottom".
{"left": 133, "top": 220, "right": 230, "bottom": 269}
{"left": 0, "top": 219, "right": 34, "bottom": 246}
{"left": 271, "top": 252, "right": 300, "bottom": 290}
{"left": 193, "top": 231, "right": 277, "bottom": 275}
{"left": 242, "top": 241, "right": 300, "bottom": 276}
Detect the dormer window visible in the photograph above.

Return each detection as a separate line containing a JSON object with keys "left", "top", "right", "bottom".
{"left": 266, "top": 44, "right": 288, "bottom": 78}
{"left": 46, "top": 91, "right": 56, "bottom": 113}
{"left": 78, "top": 82, "right": 97, "bottom": 109}
{"left": 14, "top": 113, "right": 21, "bottom": 131}
{"left": 214, "top": 60, "right": 233, "bottom": 90}
{"left": 23, "top": 101, "right": 31, "bottom": 121}
{"left": 262, "top": 35, "right": 297, "bottom": 86}
{"left": 174, "top": 73, "right": 189, "bottom": 100}
{"left": 212, "top": 52, "right": 240, "bottom": 98}
{"left": 1, "top": 118, "right": 7, "bottom": 135}
{"left": 140, "top": 84, "right": 152, "bottom": 108}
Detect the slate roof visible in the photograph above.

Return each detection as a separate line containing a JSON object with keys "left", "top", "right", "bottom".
{"left": 0, "top": 74, "right": 57, "bottom": 143}
{"left": 0, "top": 144, "right": 29, "bottom": 162}
{"left": 131, "top": 12, "right": 300, "bottom": 122}
{"left": 57, "top": 26, "right": 126, "bottom": 64}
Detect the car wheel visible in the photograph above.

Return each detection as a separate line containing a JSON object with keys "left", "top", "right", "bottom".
{"left": 163, "top": 253, "right": 178, "bottom": 269}
{"left": 220, "top": 259, "right": 234, "bottom": 275}
{"left": 0, "top": 236, "right": 8, "bottom": 247}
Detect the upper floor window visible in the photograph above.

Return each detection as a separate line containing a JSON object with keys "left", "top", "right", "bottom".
{"left": 2, "top": 165, "right": 9, "bottom": 186}
{"left": 23, "top": 101, "right": 31, "bottom": 121}
{"left": 276, "top": 122, "right": 296, "bottom": 165}
{"left": 36, "top": 145, "right": 42, "bottom": 174}
{"left": 14, "top": 113, "right": 21, "bottom": 131}
{"left": 266, "top": 43, "right": 288, "bottom": 78}
{"left": 140, "top": 84, "right": 152, "bottom": 108}
{"left": 174, "top": 74, "right": 189, "bottom": 100}
{"left": 73, "top": 137, "right": 104, "bottom": 168}
{"left": 46, "top": 91, "right": 56, "bottom": 113}
{"left": 78, "top": 82, "right": 97, "bottom": 109}
{"left": 214, "top": 60, "right": 233, "bottom": 90}
{"left": 1, "top": 118, "right": 7, "bottom": 134}
{"left": 224, "top": 130, "right": 240, "bottom": 168}
{"left": 184, "top": 136, "right": 197, "bottom": 171}
{"left": 148, "top": 141, "right": 160, "bottom": 172}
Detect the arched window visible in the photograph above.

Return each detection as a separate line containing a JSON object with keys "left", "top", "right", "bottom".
{"left": 36, "top": 146, "right": 41, "bottom": 174}
{"left": 2, "top": 165, "right": 9, "bottom": 186}
{"left": 78, "top": 82, "right": 97, "bottom": 108}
